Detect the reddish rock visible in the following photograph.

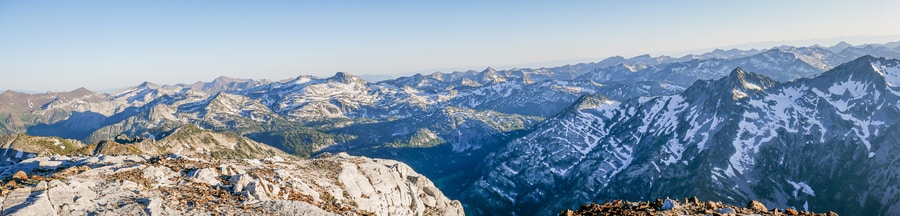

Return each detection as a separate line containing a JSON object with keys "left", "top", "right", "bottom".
{"left": 785, "top": 208, "right": 799, "bottom": 215}
{"left": 747, "top": 200, "right": 767, "bottom": 213}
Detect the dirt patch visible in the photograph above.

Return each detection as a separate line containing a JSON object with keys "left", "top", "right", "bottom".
{"left": 106, "top": 168, "right": 153, "bottom": 188}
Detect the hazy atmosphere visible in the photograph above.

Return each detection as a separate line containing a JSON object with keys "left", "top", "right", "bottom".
{"left": 3, "top": 1, "right": 900, "bottom": 215}
{"left": 2, "top": 0, "right": 899, "bottom": 92}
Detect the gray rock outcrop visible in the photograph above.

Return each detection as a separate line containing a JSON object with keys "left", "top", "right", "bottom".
{"left": 0, "top": 153, "right": 463, "bottom": 215}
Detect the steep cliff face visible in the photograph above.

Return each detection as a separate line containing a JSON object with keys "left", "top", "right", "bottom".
{"left": 0, "top": 153, "right": 463, "bottom": 215}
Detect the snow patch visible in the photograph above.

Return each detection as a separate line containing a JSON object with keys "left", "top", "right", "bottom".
{"left": 873, "top": 61, "right": 900, "bottom": 87}
{"left": 743, "top": 82, "right": 763, "bottom": 91}
{"left": 732, "top": 89, "right": 748, "bottom": 99}
{"left": 787, "top": 180, "right": 816, "bottom": 198}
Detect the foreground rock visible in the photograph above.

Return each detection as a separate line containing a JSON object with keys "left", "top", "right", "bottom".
{"left": 0, "top": 153, "right": 463, "bottom": 215}
{"left": 560, "top": 198, "right": 838, "bottom": 216}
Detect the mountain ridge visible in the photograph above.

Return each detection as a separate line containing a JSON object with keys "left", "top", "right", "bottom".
{"left": 1, "top": 42, "right": 900, "bottom": 215}
{"left": 466, "top": 55, "right": 900, "bottom": 215}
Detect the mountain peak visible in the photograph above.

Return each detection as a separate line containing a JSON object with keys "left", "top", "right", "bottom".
{"left": 823, "top": 41, "right": 854, "bottom": 53}
{"left": 684, "top": 67, "right": 777, "bottom": 101}
{"left": 482, "top": 67, "right": 497, "bottom": 73}
{"left": 571, "top": 94, "right": 611, "bottom": 111}
{"left": 723, "top": 67, "right": 777, "bottom": 92}
{"left": 428, "top": 71, "right": 445, "bottom": 81}
{"left": 137, "top": 81, "right": 160, "bottom": 89}
{"left": 330, "top": 72, "right": 366, "bottom": 84}
{"left": 72, "top": 87, "right": 92, "bottom": 93}
{"left": 211, "top": 76, "right": 244, "bottom": 84}
{"left": 820, "top": 55, "right": 899, "bottom": 86}
{"left": 829, "top": 41, "right": 853, "bottom": 51}
{"left": 633, "top": 54, "right": 652, "bottom": 59}
{"left": 728, "top": 67, "right": 747, "bottom": 77}
{"left": 67, "top": 87, "right": 95, "bottom": 97}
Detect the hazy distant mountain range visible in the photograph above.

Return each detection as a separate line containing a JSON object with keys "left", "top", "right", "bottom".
{"left": 2, "top": 41, "right": 900, "bottom": 215}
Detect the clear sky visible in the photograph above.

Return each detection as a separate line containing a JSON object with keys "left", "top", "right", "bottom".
{"left": 2, "top": 0, "right": 900, "bottom": 92}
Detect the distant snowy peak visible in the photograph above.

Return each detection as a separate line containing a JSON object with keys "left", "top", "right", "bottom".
{"left": 727, "top": 68, "right": 778, "bottom": 92}
{"left": 681, "top": 67, "right": 778, "bottom": 101}
{"left": 111, "top": 81, "right": 187, "bottom": 105}
{"left": 825, "top": 41, "right": 853, "bottom": 53}
{"left": 187, "top": 76, "right": 272, "bottom": 94}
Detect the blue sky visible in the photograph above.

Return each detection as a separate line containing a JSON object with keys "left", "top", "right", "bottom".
{"left": 2, "top": 0, "right": 900, "bottom": 92}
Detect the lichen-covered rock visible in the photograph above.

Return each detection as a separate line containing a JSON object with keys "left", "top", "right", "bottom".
{"left": 0, "top": 153, "right": 464, "bottom": 215}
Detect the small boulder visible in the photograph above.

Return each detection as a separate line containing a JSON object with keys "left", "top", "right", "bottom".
{"left": 747, "top": 200, "right": 767, "bottom": 213}
{"left": 12, "top": 170, "right": 28, "bottom": 181}
{"left": 659, "top": 198, "right": 676, "bottom": 210}
{"left": 785, "top": 208, "right": 799, "bottom": 215}
{"left": 718, "top": 208, "right": 734, "bottom": 214}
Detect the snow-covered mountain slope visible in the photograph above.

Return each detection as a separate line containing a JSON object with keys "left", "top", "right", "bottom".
{"left": 184, "top": 76, "right": 273, "bottom": 94}
{"left": 580, "top": 42, "right": 900, "bottom": 88}
{"left": 0, "top": 88, "right": 106, "bottom": 135}
{"left": 6, "top": 42, "right": 896, "bottom": 138}
{"left": 239, "top": 72, "right": 376, "bottom": 119}
{"left": 446, "top": 79, "right": 681, "bottom": 117}
{"left": 466, "top": 56, "right": 900, "bottom": 215}
{"left": 327, "top": 106, "right": 542, "bottom": 153}
{"left": 581, "top": 49, "right": 822, "bottom": 86}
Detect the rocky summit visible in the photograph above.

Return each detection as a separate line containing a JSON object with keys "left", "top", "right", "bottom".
{"left": 0, "top": 153, "right": 463, "bottom": 216}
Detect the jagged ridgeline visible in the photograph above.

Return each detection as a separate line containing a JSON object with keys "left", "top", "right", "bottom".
{"left": 0, "top": 42, "right": 899, "bottom": 215}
